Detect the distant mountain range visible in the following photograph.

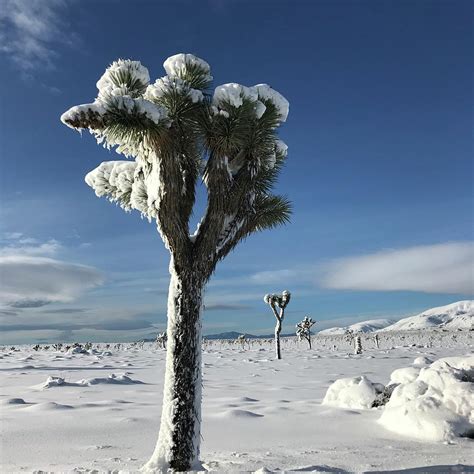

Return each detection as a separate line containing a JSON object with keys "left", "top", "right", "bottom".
{"left": 143, "top": 301, "right": 473, "bottom": 342}
{"left": 202, "top": 331, "right": 294, "bottom": 340}
{"left": 319, "top": 300, "right": 473, "bottom": 335}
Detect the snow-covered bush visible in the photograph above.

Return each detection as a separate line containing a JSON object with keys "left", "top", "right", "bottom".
{"left": 379, "top": 356, "right": 474, "bottom": 441}
{"left": 156, "top": 332, "right": 167, "bottom": 349}
{"left": 263, "top": 290, "right": 291, "bottom": 359}
{"left": 296, "top": 316, "right": 316, "bottom": 349}
{"left": 322, "top": 375, "right": 383, "bottom": 409}
{"left": 325, "top": 355, "right": 474, "bottom": 442}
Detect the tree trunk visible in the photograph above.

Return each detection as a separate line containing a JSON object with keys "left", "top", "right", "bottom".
{"left": 275, "top": 319, "right": 282, "bottom": 360}
{"left": 142, "top": 268, "right": 203, "bottom": 472}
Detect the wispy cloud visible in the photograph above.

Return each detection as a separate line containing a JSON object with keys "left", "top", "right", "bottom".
{"left": 204, "top": 303, "right": 251, "bottom": 311}
{"left": 0, "top": 238, "right": 61, "bottom": 257}
{"left": 0, "top": 255, "right": 104, "bottom": 307}
{"left": 0, "top": 0, "right": 76, "bottom": 77}
{"left": 321, "top": 242, "right": 474, "bottom": 295}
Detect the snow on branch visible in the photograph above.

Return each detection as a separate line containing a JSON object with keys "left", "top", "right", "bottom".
{"left": 163, "top": 53, "right": 213, "bottom": 89}
{"left": 85, "top": 161, "right": 150, "bottom": 217}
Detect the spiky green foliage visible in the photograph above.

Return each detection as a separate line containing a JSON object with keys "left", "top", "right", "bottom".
{"left": 61, "top": 54, "right": 291, "bottom": 280}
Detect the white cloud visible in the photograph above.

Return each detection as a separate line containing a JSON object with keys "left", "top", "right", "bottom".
{"left": 0, "top": 0, "right": 75, "bottom": 74}
{"left": 0, "top": 255, "right": 104, "bottom": 307}
{"left": 321, "top": 242, "right": 474, "bottom": 295}
{"left": 0, "top": 239, "right": 61, "bottom": 257}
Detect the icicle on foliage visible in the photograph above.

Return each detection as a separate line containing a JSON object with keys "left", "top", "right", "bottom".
{"left": 296, "top": 316, "right": 316, "bottom": 349}
{"left": 263, "top": 290, "right": 291, "bottom": 359}
{"left": 61, "top": 53, "right": 291, "bottom": 473}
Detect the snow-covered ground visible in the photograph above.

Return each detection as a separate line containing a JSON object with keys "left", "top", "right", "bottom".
{"left": 1, "top": 332, "right": 473, "bottom": 473}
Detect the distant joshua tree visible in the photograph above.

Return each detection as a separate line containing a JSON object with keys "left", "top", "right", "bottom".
{"left": 344, "top": 329, "right": 362, "bottom": 354}
{"left": 354, "top": 334, "right": 363, "bottom": 354}
{"left": 263, "top": 290, "right": 291, "bottom": 359}
{"left": 296, "top": 316, "right": 316, "bottom": 349}
{"left": 236, "top": 334, "right": 248, "bottom": 350}
{"left": 156, "top": 332, "right": 168, "bottom": 349}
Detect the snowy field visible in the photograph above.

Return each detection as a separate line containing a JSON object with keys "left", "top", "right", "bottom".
{"left": 1, "top": 332, "right": 473, "bottom": 473}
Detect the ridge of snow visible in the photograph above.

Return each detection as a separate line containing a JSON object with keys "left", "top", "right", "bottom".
{"left": 319, "top": 301, "right": 473, "bottom": 335}
{"left": 380, "top": 300, "right": 473, "bottom": 332}
{"left": 319, "top": 318, "right": 395, "bottom": 335}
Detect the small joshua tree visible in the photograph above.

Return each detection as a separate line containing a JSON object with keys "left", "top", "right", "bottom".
{"left": 344, "top": 329, "right": 361, "bottom": 354}
{"left": 236, "top": 334, "right": 248, "bottom": 350}
{"left": 61, "top": 53, "right": 291, "bottom": 472}
{"left": 354, "top": 334, "right": 363, "bottom": 354}
{"left": 263, "top": 290, "right": 291, "bottom": 359}
{"left": 296, "top": 316, "right": 316, "bottom": 349}
{"left": 373, "top": 333, "right": 380, "bottom": 349}
{"left": 156, "top": 332, "right": 167, "bottom": 349}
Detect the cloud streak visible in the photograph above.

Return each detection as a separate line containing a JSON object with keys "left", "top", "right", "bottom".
{"left": 321, "top": 242, "right": 474, "bottom": 294}
{"left": 0, "top": 0, "right": 76, "bottom": 75}
{"left": 0, "top": 255, "right": 104, "bottom": 307}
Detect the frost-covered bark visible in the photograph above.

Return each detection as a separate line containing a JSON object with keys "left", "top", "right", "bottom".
{"left": 143, "top": 268, "right": 204, "bottom": 472}
{"left": 61, "top": 53, "right": 291, "bottom": 472}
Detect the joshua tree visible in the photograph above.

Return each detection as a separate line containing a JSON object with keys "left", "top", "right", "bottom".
{"left": 156, "top": 331, "right": 167, "bottom": 349}
{"left": 344, "top": 329, "right": 363, "bottom": 354}
{"left": 296, "top": 316, "right": 316, "bottom": 349}
{"left": 263, "top": 290, "right": 291, "bottom": 359}
{"left": 236, "top": 334, "right": 248, "bottom": 349}
{"left": 61, "top": 54, "right": 291, "bottom": 472}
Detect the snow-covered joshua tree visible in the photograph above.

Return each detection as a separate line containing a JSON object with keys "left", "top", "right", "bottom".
{"left": 156, "top": 331, "right": 167, "bottom": 349}
{"left": 296, "top": 316, "right": 316, "bottom": 349}
{"left": 263, "top": 290, "right": 291, "bottom": 359}
{"left": 60, "top": 54, "right": 291, "bottom": 472}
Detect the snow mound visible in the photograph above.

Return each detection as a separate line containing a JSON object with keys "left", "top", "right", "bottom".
{"left": 27, "top": 402, "right": 74, "bottom": 411}
{"left": 77, "top": 373, "right": 144, "bottom": 386}
{"left": 413, "top": 356, "right": 433, "bottom": 366}
{"left": 319, "top": 318, "right": 394, "bottom": 335}
{"left": 390, "top": 367, "right": 421, "bottom": 384}
{"left": 381, "top": 301, "right": 473, "bottom": 332}
{"left": 379, "top": 355, "right": 474, "bottom": 441}
{"left": 37, "top": 373, "right": 144, "bottom": 389}
{"left": 1, "top": 398, "right": 27, "bottom": 405}
{"left": 219, "top": 409, "right": 264, "bottom": 418}
{"left": 322, "top": 375, "right": 381, "bottom": 409}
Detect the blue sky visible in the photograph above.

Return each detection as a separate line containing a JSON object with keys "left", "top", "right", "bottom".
{"left": 0, "top": 0, "right": 472, "bottom": 344}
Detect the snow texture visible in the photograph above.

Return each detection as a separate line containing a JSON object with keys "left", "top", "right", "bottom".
{"left": 60, "top": 102, "right": 106, "bottom": 129}
{"left": 213, "top": 83, "right": 258, "bottom": 108}
{"left": 163, "top": 53, "right": 212, "bottom": 83}
{"left": 96, "top": 59, "right": 150, "bottom": 101}
{"left": 252, "top": 84, "right": 289, "bottom": 122}
{"left": 145, "top": 76, "right": 204, "bottom": 104}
